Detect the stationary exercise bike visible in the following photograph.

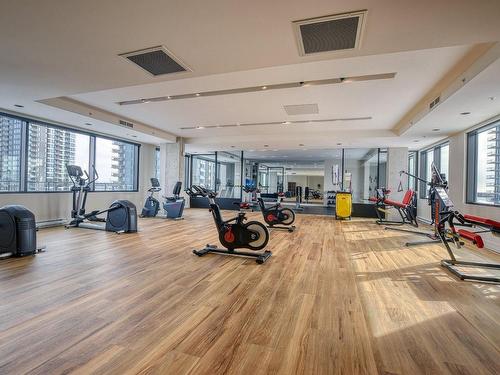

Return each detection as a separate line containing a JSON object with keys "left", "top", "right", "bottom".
{"left": 256, "top": 190, "right": 296, "bottom": 232}
{"left": 140, "top": 178, "right": 161, "bottom": 217}
{"left": 188, "top": 186, "right": 271, "bottom": 264}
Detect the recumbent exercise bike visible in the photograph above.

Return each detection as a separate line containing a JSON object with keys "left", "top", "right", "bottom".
{"left": 187, "top": 185, "right": 272, "bottom": 264}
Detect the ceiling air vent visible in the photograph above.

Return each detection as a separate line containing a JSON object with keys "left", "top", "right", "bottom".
{"left": 119, "top": 119, "right": 134, "bottom": 128}
{"left": 284, "top": 104, "right": 319, "bottom": 115}
{"left": 293, "top": 10, "right": 366, "bottom": 55}
{"left": 429, "top": 96, "right": 440, "bottom": 110}
{"left": 120, "top": 46, "right": 190, "bottom": 76}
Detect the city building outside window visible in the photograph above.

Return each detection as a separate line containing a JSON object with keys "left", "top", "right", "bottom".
{"left": 467, "top": 120, "right": 500, "bottom": 205}
{"left": 0, "top": 115, "right": 23, "bottom": 192}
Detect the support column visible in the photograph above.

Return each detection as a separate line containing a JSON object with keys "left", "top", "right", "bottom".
{"left": 386, "top": 147, "right": 408, "bottom": 221}
{"left": 160, "top": 138, "right": 185, "bottom": 197}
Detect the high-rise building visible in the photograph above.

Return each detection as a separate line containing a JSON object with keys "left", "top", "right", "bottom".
{"left": 0, "top": 116, "right": 23, "bottom": 191}
{"left": 27, "top": 124, "right": 76, "bottom": 191}
{"left": 485, "top": 126, "right": 500, "bottom": 204}
{"left": 111, "top": 141, "right": 135, "bottom": 190}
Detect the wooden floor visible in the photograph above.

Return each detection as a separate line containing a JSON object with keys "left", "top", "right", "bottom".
{"left": 1, "top": 209, "right": 499, "bottom": 375}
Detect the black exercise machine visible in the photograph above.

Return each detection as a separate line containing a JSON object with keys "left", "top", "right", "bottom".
{"left": 256, "top": 190, "right": 296, "bottom": 232}
{"left": 66, "top": 165, "right": 138, "bottom": 233}
{"left": 0, "top": 205, "right": 45, "bottom": 258}
{"left": 163, "top": 181, "right": 185, "bottom": 219}
{"left": 431, "top": 185, "right": 500, "bottom": 283}
{"left": 187, "top": 185, "right": 271, "bottom": 264}
{"left": 140, "top": 178, "right": 162, "bottom": 217}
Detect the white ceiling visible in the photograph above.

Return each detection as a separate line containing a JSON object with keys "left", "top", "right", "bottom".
{"left": 1, "top": 0, "right": 500, "bottom": 150}
{"left": 405, "top": 57, "right": 500, "bottom": 138}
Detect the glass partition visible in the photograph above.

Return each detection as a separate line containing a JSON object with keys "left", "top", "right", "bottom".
{"left": 191, "top": 154, "right": 216, "bottom": 190}
{"left": 216, "top": 151, "right": 242, "bottom": 198}
{"left": 343, "top": 148, "right": 379, "bottom": 203}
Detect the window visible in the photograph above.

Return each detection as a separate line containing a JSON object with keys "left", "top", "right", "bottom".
{"left": 191, "top": 154, "right": 216, "bottom": 190}
{"left": 407, "top": 151, "right": 417, "bottom": 190}
{"left": 0, "top": 115, "right": 23, "bottom": 192}
{"left": 94, "top": 138, "right": 138, "bottom": 191}
{"left": 154, "top": 147, "right": 160, "bottom": 180}
{"left": 419, "top": 142, "right": 448, "bottom": 198}
{"left": 27, "top": 123, "right": 90, "bottom": 191}
{"left": 467, "top": 121, "right": 500, "bottom": 205}
{"left": 0, "top": 112, "right": 140, "bottom": 194}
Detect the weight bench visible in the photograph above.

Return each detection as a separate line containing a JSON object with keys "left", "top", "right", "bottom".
{"left": 369, "top": 189, "right": 418, "bottom": 227}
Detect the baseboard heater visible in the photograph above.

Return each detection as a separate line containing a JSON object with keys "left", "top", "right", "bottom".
{"left": 36, "top": 218, "right": 66, "bottom": 229}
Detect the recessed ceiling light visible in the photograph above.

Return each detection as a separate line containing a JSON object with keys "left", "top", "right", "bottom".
{"left": 413, "top": 140, "right": 420, "bottom": 142}
{"left": 236, "top": 123, "right": 241, "bottom": 126}
{"left": 299, "top": 143, "right": 304, "bottom": 146}
{"left": 264, "top": 144, "right": 269, "bottom": 147}
{"left": 195, "top": 93, "right": 201, "bottom": 97}
{"left": 167, "top": 96, "right": 171, "bottom": 99}
{"left": 432, "top": 128, "right": 440, "bottom": 132}
{"left": 336, "top": 143, "right": 342, "bottom": 146}
{"left": 460, "top": 111, "right": 471, "bottom": 115}
{"left": 489, "top": 96, "right": 496, "bottom": 101}
{"left": 131, "top": 135, "right": 138, "bottom": 138}
{"left": 230, "top": 145, "right": 235, "bottom": 148}
{"left": 261, "top": 86, "right": 267, "bottom": 90}
{"left": 14, "top": 104, "right": 24, "bottom": 108}
{"left": 282, "top": 121, "right": 291, "bottom": 125}
{"left": 195, "top": 126, "right": 205, "bottom": 129}
{"left": 141, "top": 99, "right": 150, "bottom": 103}
{"left": 84, "top": 122, "right": 92, "bottom": 126}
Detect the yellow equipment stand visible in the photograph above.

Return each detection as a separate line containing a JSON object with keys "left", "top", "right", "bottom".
{"left": 335, "top": 192, "right": 352, "bottom": 220}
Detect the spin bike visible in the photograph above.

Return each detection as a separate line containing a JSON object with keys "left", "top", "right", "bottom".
{"left": 188, "top": 186, "right": 272, "bottom": 264}
{"left": 256, "top": 190, "right": 296, "bottom": 232}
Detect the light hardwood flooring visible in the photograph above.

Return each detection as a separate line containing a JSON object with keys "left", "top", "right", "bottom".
{"left": 0, "top": 209, "right": 499, "bottom": 375}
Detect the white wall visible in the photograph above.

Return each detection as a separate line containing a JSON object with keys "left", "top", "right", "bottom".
{"left": 0, "top": 144, "right": 156, "bottom": 222}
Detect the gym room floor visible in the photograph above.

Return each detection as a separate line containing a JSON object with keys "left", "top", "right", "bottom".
{"left": 1, "top": 210, "right": 499, "bottom": 375}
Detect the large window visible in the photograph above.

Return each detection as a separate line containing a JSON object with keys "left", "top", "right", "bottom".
{"left": 95, "top": 138, "right": 138, "bottom": 191}
{"left": 419, "top": 142, "right": 448, "bottom": 198}
{"left": 154, "top": 147, "right": 160, "bottom": 180}
{"left": 467, "top": 121, "right": 500, "bottom": 205}
{"left": 0, "top": 115, "right": 23, "bottom": 192}
{"left": 407, "top": 151, "right": 417, "bottom": 190}
{"left": 27, "top": 123, "right": 90, "bottom": 191}
{"left": 0, "top": 112, "right": 140, "bottom": 193}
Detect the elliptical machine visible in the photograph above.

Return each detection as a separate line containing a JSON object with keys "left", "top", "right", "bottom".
{"left": 188, "top": 185, "right": 271, "bottom": 264}
{"left": 66, "top": 165, "right": 138, "bottom": 233}
{"left": 0, "top": 205, "right": 45, "bottom": 258}
{"left": 140, "top": 178, "right": 161, "bottom": 217}
{"left": 256, "top": 190, "right": 296, "bottom": 232}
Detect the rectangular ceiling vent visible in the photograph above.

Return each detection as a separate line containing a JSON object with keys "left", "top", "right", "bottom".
{"left": 429, "top": 96, "right": 441, "bottom": 110}
{"left": 293, "top": 10, "right": 366, "bottom": 55}
{"left": 284, "top": 104, "right": 319, "bottom": 115}
{"left": 119, "top": 119, "right": 134, "bottom": 128}
{"left": 120, "top": 46, "right": 190, "bottom": 76}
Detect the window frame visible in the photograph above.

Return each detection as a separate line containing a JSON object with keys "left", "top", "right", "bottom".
{"left": 0, "top": 111, "right": 141, "bottom": 194}
{"left": 466, "top": 120, "right": 500, "bottom": 207}
{"left": 418, "top": 141, "right": 449, "bottom": 199}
